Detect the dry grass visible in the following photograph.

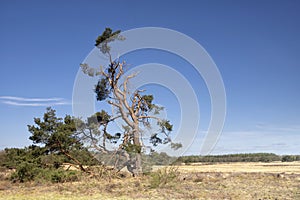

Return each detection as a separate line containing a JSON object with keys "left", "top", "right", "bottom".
{"left": 0, "top": 162, "right": 299, "bottom": 200}
{"left": 176, "top": 161, "right": 300, "bottom": 174}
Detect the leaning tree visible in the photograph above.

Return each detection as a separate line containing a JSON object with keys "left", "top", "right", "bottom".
{"left": 27, "top": 107, "right": 97, "bottom": 172}
{"left": 78, "top": 28, "right": 181, "bottom": 176}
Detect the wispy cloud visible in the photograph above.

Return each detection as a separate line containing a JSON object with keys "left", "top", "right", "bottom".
{"left": 0, "top": 96, "right": 64, "bottom": 102}
{"left": 0, "top": 96, "right": 71, "bottom": 107}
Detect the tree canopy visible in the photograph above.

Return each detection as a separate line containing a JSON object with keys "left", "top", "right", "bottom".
{"left": 79, "top": 28, "right": 181, "bottom": 176}
{"left": 28, "top": 107, "right": 96, "bottom": 172}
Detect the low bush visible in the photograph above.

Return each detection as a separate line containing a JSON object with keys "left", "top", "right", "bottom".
{"left": 11, "top": 163, "right": 81, "bottom": 183}
{"left": 11, "top": 162, "right": 38, "bottom": 182}
{"left": 40, "top": 168, "right": 81, "bottom": 183}
{"left": 149, "top": 166, "right": 179, "bottom": 188}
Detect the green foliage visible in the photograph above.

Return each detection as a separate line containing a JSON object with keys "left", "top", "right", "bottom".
{"left": 4, "top": 145, "right": 82, "bottom": 183}
{"left": 150, "top": 120, "right": 178, "bottom": 148}
{"left": 282, "top": 155, "right": 297, "bottom": 162}
{"left": 141, "top": 95, "right": 154, "bottom": 111}
{"left": 27, "top": 107, "right": 96, "bottom": 168}
{"left": 149, "top": 166, "right": 179, "bottom": 188}
{"left": 2, "top": 148, "right": 25, "bottom": 168}
{"left": 42, "top": 168, "right": 80, "bottom": 183}
{"left": 3, "top": 146, "right": 46, "bottom": 169}
{"left": 87, "top": 110, "right": 111, "bottom": 125}
{"left": 11, "top": 162, "right": 38, "bottom": 182}
{"left": 11, "top": 164, "right": 80, "bottom": 183}
{"left": 170, "top": 142, "right": 183, "bottom": 150}
{"left": 150, "top": 134, "right": 162, "bottom": 146}
{"left": 0, "top": 150, "right": 6, "bottom": 167}
{"left": 95, "top": 28, "right": 121, "bottom": 47}
{"left": 123, "top": 143, "right": 142, "bottom": 154}
{"left": 1, "top": 107, "right": 102, "bottom": 182}
{"left": 94, "top": 28, "right": 123, "bottom": 54}
{"left": 95, "top": 78, "right": 110, "bottom": 101}
{"left": 96, "top": 110, "right": 111, "bottom": 123}
{"left": 158, "top": 120, "right": 173, "bottom": 133}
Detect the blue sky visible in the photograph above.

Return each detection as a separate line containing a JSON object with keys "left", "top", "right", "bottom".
{"left": 0, "top": 0, "right": 299, "bottom": 155}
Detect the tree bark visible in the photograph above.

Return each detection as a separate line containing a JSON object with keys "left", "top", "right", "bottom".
{"left": 132, "top": 126, "right": 142, "bottom": 176}
{"left": 133, "top": 152, "right": 142, "bottom": 176}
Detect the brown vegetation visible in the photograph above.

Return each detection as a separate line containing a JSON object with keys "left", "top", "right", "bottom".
{"left": 0, "top": 162, "right": 299, "bottom": 200}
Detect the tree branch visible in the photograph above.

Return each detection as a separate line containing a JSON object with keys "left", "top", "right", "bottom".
{"left": 138, "top": 115, "right": 161, "bottom": 121}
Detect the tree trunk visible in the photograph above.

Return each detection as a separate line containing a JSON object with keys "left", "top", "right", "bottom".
{"left": 133, "top": 153, "right": 142, "bottom": 177}
{"left": 132, "top": 127, "right": 142, "bottom": 176}
{"left": 61, "top": 149, "right": 87, "bottom": 172}
{"left": 123, "top": 152, "right": 142, "bottom": 177}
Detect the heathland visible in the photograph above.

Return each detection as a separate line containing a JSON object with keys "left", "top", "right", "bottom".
{"left": 1, "top": 159, "right": 299, "bottom": 200}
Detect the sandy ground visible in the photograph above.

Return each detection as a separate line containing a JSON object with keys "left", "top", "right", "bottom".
{"left": 172, "top": 161, "right": 300, "bottom": 174}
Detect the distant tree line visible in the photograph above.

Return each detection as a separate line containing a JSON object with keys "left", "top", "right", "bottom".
{"left": 281, "top": 155, "right": 300, "bottom": 162}
{"left": 176, "top": 153, "right": 300, "bottom": 164}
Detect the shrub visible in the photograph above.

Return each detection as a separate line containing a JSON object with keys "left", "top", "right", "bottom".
{"left": 149, "top": 166, "right": 179, "bottom": 188}
{"left": 45, "top": 169, "right": 80, "bottom": 183}
{"left": 11, "top": 162, "right": 39, "bottom": 182}
{"left": 11, "top": 162, "right": 80, "bottom": 183}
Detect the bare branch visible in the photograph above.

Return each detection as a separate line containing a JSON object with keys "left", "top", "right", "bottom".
{"left": 108, "top": 100, "right": 122, "bottom": 108}
{"left": 115, "top": 61, "right": 124, "bottom": 82}
{"left": 123, "top": 72, "right": 139, "bottom": 94}
{"left": 138, "top": 115, "right": 161, "bottom": 121}
{"left": 109, "top": 115, "right": 122, "bottom": 122}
